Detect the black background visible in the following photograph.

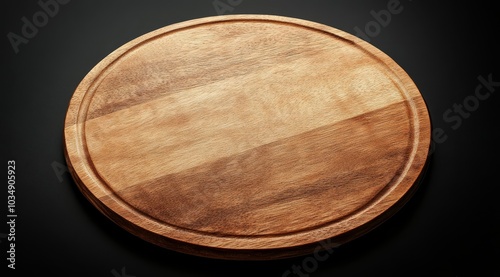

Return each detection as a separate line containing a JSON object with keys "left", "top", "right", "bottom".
{"left": 1, "top": 0, "right": 499, "bottom": 276}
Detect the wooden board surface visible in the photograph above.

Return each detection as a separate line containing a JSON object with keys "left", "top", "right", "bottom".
{"left": 64, "top": 14, "right": 431, "bottom": 260}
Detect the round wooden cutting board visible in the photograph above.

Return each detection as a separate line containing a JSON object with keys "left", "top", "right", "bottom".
{"left": 64, "top": 15, "right": 431, "bottom": 260}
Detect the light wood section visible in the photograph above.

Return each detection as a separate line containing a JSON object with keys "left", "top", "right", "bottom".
{"left": 64, "top": 15, "right": 430, "bottom": 259}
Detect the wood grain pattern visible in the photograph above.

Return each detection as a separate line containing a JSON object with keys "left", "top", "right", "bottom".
{"left": 64, "top": 14, "right": 431, "bottom": 259}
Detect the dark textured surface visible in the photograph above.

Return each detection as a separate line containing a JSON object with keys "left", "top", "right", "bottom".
{"left": 1, "top": 0, "right": 499, "bottom": 276}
